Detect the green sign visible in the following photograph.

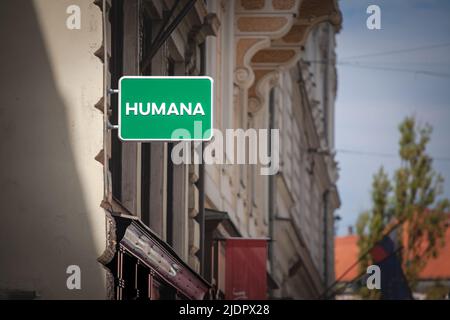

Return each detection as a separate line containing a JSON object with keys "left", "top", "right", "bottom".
{"left": 119, "top": 76, "right": 213, "bottom": 141}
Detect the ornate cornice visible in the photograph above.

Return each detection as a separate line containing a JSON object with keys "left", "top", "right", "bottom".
{"left": 234, "top": 0, "right": 342, "bottom": 109}
{"left": 234, "top": 0, "right": 301, "bottom": 89}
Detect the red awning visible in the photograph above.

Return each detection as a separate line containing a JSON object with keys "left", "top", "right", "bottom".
{"left": 225, "top": 238, "right": 268, "bottom": 300}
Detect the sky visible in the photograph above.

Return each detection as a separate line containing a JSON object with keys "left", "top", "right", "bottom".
{"left": 335, "top": 0, "right": 450, "bottom": 235}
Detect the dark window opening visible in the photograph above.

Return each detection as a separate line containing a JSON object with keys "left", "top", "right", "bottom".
{"left": 199, "top": 42, "right": 206, "bottom": 75}
{"left": 140, "top": 7, "right": 153, "bottom": 227}
{"left": 110, "top": 0, "right": 124, "bottom": 202}
{"left": 166, "top": 58, "right": 176, "bottom": 246}
{"left": 166, "top": 142, "right": 174, "bottom": 246}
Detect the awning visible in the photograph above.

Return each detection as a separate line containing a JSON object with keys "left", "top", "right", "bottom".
{"left": 225, "top": 238, "right": 269, "bottom": 300}
{"left": 100, "top": 210, "right": 210, "bottom": 300}
{"left": 205, "top": 209, "right": 278, "bottom": 294}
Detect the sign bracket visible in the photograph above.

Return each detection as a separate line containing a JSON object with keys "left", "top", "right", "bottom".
{"left": 107, "top": 120, "right": 118, "bottom": 130}
{"left": 106, "top": 88, "right": 119, "bottom": 130}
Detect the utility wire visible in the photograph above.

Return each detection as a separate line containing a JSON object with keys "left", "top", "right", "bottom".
{"left": 327, "top": 245, "right": 404, "bottom": 299}
{"left": 340, "top": 42, "right": 450, "bottom": 61}
{"left": 329, "top": 268, "right": 368, "bottom": 299}
{"left": 337, "top": 148, "right": 450, "bottom": 163}
{"left": 319, "top": 219, "right": 406, "bottom": 299}
{"left": 339, "top": 62, "right": 450, "bottom": 79}
{"left": 341, "top": 61, "right": 450, "bottom": 67}
{"left": 303, "top": 59, "right": 450, "bottom": 79}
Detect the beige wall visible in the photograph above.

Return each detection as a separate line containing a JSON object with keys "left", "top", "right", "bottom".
{"left": 269, "top": 23, "right": 340, "bottom": 298}
{"left": 0, "top": 0, "right": 106, "bottom": 298}
{"left": 201, "top": 1, "right": 340, "bottom": 299}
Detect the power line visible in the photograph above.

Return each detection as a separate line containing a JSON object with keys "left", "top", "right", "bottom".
{"left": 303, "top": 60, "right": 450, "bottom": 79}
{"left": 340, "top": 42, "right": 450, "bottom": 61}
{"left": 319, "top": 220, "right": 406, "bottom": 299}
{"left": 337, "top": 148, "right": 397, "bottom": 158}
{"left": 343, "top": 61, "right": 450, "bottom": 67}
{"left": 337, "top": 148, "right": 450, "bottom": 163}
{"left": 339, "top": 62, "right": 450, "bottom": 79}
{"left": 325, "top": 245, "right": 405, "bottom": 299}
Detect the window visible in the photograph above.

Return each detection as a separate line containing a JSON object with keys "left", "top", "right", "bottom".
{"left": 166, "top": 58, "right": 176, "bottom": 247}
{"left": 109, "top": 0, "right": 160, "bottom": 228}
{"left": 109, "top": 0, "right": 142, "bottom": 216}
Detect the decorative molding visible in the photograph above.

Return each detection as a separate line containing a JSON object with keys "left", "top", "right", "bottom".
{"left": 272, "top": 0, "right": 296, "bottom": 11}
{"left": 252, "top": 48, "right": 296, "bottom": 64}
{"left": 241, "top": 0, "right": 265, "bottom": 10}
{"left": 94, "top": 96, "right": 104, "bottom": 113}
{"left": 95, "top": 149, "right": 105, "bottom": 165}
{"left": 234, "top": 0, "right": 301, "bottom": 89}
{"left": 297, "top": 0, "right": 342, "bottom": 30}
{"left": 249, "top": 0, "right": 342, "bottom": 71}
{"left": 186, "top": 13, "right": 219, "bottom": 75}
{"left": 234, "top": 66, "right": 254, "bottom": 88}
{"left": 234, "top": 37, "right": 269, "bottom": 88}
{"left": 237, "top": 16, "right": 290, "bottom": 35}
{"left": 248, "top": 96, "right": 262, "bottom": 114}
{"left": 248, "top": 68, "right": 280, "bottom": 113}
{"left": 234, "top": 0, "right": 342, "bottom": 109}
{"left": 281, "top": 24, "right": 309, "bottom": 43}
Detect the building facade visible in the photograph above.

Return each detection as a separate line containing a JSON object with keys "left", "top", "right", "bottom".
{"left": 0, "top": 0, "right": 341, "bottom": 299}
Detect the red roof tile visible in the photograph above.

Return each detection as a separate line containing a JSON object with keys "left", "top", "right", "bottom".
{"left": 419, "top": 226, "right": 450, "bottom": 279}
{"left": 334, "top": 235, "right": 359, "bottom": 282}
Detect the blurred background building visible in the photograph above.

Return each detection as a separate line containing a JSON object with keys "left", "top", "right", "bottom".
{"left": 0, "top": 0, "right": 341, "bottom": 299}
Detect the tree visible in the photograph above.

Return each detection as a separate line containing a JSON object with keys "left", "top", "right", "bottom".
{"left": 356, "top": 116, "right": 450, "bottom": 293}
{"left": 356, "top": 168, "right": 391, "bottom": 299}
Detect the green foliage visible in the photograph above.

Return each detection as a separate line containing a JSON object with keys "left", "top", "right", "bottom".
{"left": 424, "top": 282, "right": 450, "bottom": 300}
{"left": 356, "top": 116, "right": 450, "bottom": 296}
{"left": 356, "top": 168, "right": 391, "bottom": 298}
{"left": 358, "top": 286, "right": 381, "bottom": 300}
{"left": 356, "top": 168, "right": 392, "bottom": 275}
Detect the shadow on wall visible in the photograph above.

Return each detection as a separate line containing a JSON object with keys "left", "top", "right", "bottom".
{"left": 0, "top": 1, "right": 105, "bottom": 299}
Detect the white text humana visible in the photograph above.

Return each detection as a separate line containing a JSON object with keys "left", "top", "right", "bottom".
{"left": 125, "top": 102, "right": 205, "bottom": 116}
